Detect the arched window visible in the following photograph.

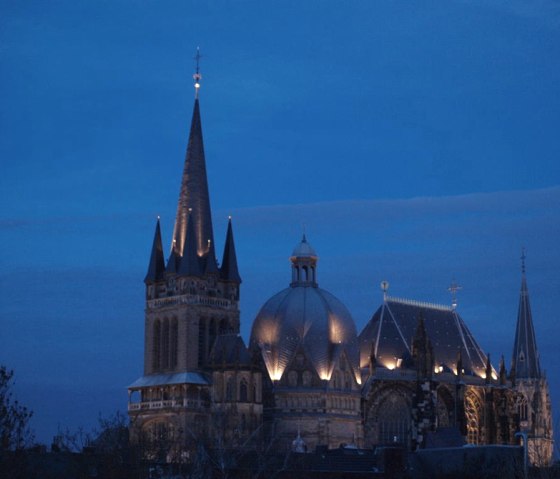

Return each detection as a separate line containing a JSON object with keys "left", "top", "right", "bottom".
{"left": 518, "top": 395, "right": 528, "bottom": 422}
{"left": 465, "top": 392, "right": 482, "bottom": 445}
{"left": 226, "top": 377, "right": 235, "bottom": 401}
{"left": 161, "top": 319, "right": 170, "bottom": 369}
{"left": 239, "top": 379, "right": 248, "bottom": 402}
{"left": 345, "top": 372, "right": 352, "bottom": 390}
{"left": 436, "top": 389, "right": 453, "bottom": 428}
{"left": 288, "top": 371, "right": 298, "bottom": 387}
{"left": 198, "top": 317, "right": 206, "bottom": 366}
{"left": 152, "top": 320, "right": 161, "bottom": 370}
{"left": 302, "top": 370, "right": 312, "bottom": 387}
{"left": 170, "top": 318, "right": 178, "bottom": 368}
{"left": 377, "top": 393, "right": 411, "bottom": 445}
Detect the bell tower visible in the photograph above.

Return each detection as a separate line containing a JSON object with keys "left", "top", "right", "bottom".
{"left": 128, "top": 54, "right": 253, "bottom": 457}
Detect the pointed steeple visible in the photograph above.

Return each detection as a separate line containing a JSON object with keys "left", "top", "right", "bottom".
{"left": 511, "top": 250, "right": 542, "bottom": 379}
{"left": 485, "top": 353, "right": 492, "bottom": 384}
{"left": 456, "top": 350, "right": 463, "bottom": 380}
{"left": 165, "top": 248, "right": 179, "bottom": 276}
{"left": 144, "top": 218, "right": 165, "bottom": 283}
{"left": 220, "top": 217, "right": 242, "bottom": 283}
{"left": 412, "top": 313, "right": 433, "bottom": 379}
{"left": 178, "top": 210, "right": 202, "bottom": 277}
{"left": 171, "top": 60, "right": 215, "bottom": 264}
{"left": 368, "top": 341, "right": 377, "bottom": 377}
{"left": 203, "top": 238, "right": 219, "bottom": 275}
{"left": 499, "top": 355, "right": 507, "bottom": 385}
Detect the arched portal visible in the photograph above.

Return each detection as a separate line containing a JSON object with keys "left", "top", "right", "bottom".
{"left": 365, "top": 386, "right": 412, "bottom": 447}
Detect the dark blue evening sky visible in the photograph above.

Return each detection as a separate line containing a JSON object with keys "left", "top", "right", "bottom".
{"left": 1, "top": 1, "right": 559, "bottom": 446}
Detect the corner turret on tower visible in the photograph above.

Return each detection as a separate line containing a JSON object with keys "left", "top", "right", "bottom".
{"left": 220, "top": 217, "right": 242, "bottom": 284}
{"left": 144, "top": 217, "right": 165, "bottom": 284}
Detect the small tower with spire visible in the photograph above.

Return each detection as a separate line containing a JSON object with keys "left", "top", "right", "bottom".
{"left": 510, "top": 250, "right": 553, "bottom": 465}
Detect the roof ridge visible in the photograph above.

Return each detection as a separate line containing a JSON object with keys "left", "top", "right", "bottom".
{"left": 386, "top": 295, "right": 453, "bottom": 312}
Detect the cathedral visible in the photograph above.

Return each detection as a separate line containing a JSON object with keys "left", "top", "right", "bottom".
{"left": 127, "top": 69, "right": 554, "bottom": 466}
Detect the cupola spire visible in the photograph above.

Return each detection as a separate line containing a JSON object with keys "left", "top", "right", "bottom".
{"left": 511, "top": 250, "right": 542, "bottom": 379}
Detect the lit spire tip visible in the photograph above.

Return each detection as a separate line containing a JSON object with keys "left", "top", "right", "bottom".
{"left": 193, "top": 47, "right": 202, "bottom": 98}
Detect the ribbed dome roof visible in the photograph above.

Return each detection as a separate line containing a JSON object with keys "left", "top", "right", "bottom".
{"left": 250, "top": 283, "right": 358, "bottom": 382}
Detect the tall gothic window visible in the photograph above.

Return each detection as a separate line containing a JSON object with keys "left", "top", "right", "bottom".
{"left": 465, "top": 393, "right": 482, "bottom": 445}
{"left": 161, "top": 319, "right": 170, "bottom": 369}
{"left": 152, "top": 320, "right": 161, "bottom": 370}
{"left": 518, "top": 395, "right": 528, "bottom": 422}
{"left": 436, "top": 389, "right": 453, "bottom": 428}
{"left": 170, "top": 318, "right": 178, "bottom": 368}
{"left": 302, "top": 370, "right": 312, "bottom": 387}
{"left": 226, "top": 377, "right": 235, "bottom": 402}
{"left": 377, "top": 394, "right": 411, "bottom": 445}
{"left": 198, "top": 317, "right": 206, "bottom": 366}
{"left": 345, "top": 372, "right": 352, "bottom": 390}
{"left": 239, "top": 379, "right": 248, "bottom": 402}
{"left": 288, "top": 371, "right": 298, "bottom": 387}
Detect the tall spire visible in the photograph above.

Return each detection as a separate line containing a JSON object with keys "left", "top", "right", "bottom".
{"left": 511, "top": 250, "right": 541, "bottom": 379}
{"left": 220, "top": 217, "right": 242, "bottom": 283}
{"left": 171, "top": 49, "right": 216, "bottom": 267}
{"left": 144, "top": 217, "right": 165, "bottom": 283}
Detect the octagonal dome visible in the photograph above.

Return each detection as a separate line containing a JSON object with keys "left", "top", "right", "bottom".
{"left": 250, "top": 236, "right": 359, "bottom": 382}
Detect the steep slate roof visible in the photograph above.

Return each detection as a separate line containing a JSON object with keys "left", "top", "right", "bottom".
{"left": 358, "top": 297, "right": 490, "bottom": 377}
{"left": 220, "top": 218, "right": 242, "bottom": 283}
{"left": 511, "top": 266, "right": 541, "bottom": 379}
{"left": 171, "top": 98, "right": 217, "bottom": 272}
{"left": 144, "top": 218, "right": 165, "bottom": 283}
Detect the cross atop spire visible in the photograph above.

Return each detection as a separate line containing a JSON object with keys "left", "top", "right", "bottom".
{"left": 193, "top": 47, "right": 202, "bottom": 98}
{"left": 448, "top": 279, "right": 462, "bottom": 310}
